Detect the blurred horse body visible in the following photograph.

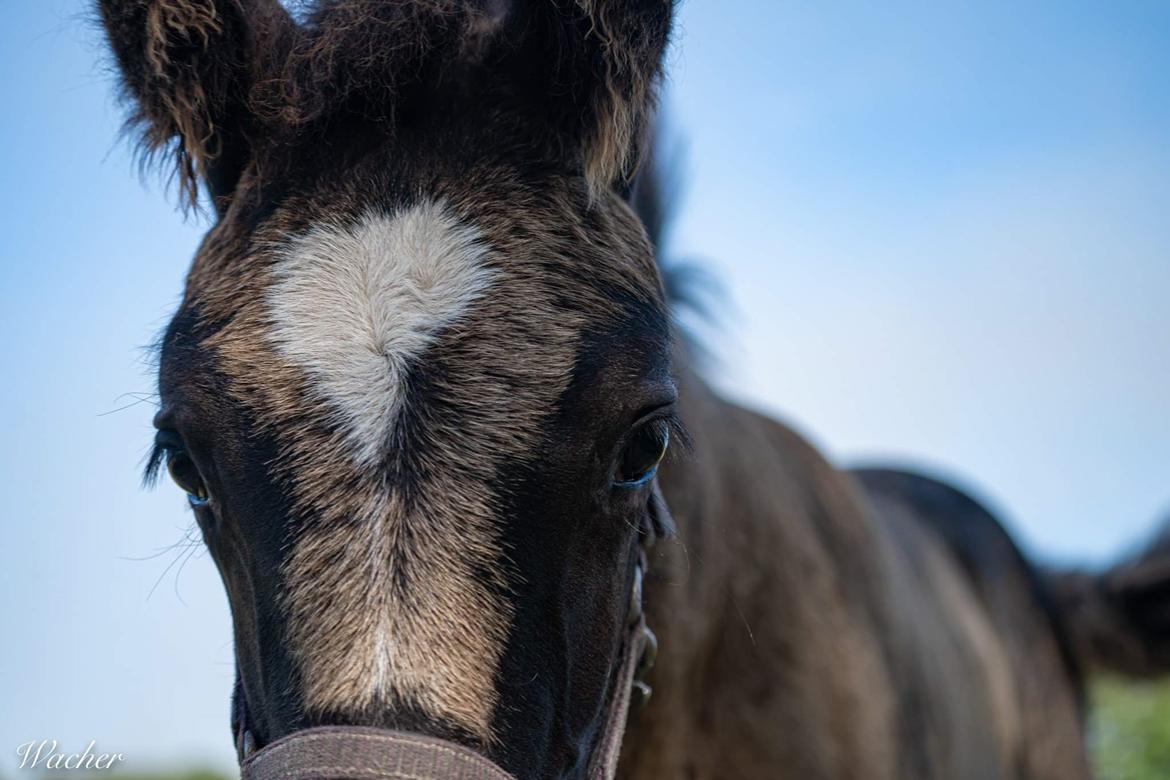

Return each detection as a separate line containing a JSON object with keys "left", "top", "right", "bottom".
{"left": 622, "top": 158, "right": 1170, "bottom": 779}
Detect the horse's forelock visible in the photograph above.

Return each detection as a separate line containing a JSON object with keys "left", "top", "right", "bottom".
{"left": 265, "top": 0, "right": 510, "bottom": 128}
{"left": 101, "top": 0, "right": 675, "bottom": 209}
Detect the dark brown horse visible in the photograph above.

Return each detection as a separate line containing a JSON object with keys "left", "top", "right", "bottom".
{"left": 98, "top": 1, "right": 1169, "bottom": 777}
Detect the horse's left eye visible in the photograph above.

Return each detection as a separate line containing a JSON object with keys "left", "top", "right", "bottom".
{"left": 615, "top": 421, "right": 670, "bottom": 486}
{"left": 167, "top": 450, "right": 209, "bottom": 507}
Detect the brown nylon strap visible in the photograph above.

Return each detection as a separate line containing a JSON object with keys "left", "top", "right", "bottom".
{"left": 239, "top": 727, "right": 517, "bottom": 780}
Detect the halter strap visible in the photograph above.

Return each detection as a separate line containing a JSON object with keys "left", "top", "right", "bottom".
{"left": 240, "top": 727, "right": 515, "bottom": 780}
{"left": 585, "top": 606, "right": 651, "bottom": 779}
{"left": 240, "top": 552, "right": 654, "bottom": 780}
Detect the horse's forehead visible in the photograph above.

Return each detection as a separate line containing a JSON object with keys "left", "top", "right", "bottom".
{"left": 185, "top": 190, "right": 667, "bottom": 467}
{"left": 265, "top": 200, "right": 502, "bottom": 467}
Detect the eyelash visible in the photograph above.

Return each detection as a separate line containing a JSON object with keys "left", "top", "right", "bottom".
{"left": 141, "top": 442, "right": 169, "bottom": 489}
{"left": 645, "top": 410, "right": 691, "bottom": 455}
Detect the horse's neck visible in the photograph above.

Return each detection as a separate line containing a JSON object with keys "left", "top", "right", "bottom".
{"left": 626, "top": 363, "right": 902, "bottom": 777}
{"left": 627, "top": 361, "right": 1090, "bottom": 779}
{"left": 657, "top": 362, "right": 889, "bottom": 613}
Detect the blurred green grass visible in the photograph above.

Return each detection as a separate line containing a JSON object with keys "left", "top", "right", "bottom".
{"left": 1092, "top": 677, "right": 1170, "bottom": 780}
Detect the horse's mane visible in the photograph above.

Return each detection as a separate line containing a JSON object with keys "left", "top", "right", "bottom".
{"left": 629, "top": 125, "right": 724, "bottom": 366}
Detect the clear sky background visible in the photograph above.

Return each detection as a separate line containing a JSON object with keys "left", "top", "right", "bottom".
{"left": 1, "top": 0, "right": 1167, "bottom": 774}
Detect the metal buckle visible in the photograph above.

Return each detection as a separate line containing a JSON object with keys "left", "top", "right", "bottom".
{"left": 631, "top": 624, "right": 658, "bottom": 709}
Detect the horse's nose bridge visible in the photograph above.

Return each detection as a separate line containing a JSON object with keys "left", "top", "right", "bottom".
{"left": 239, "top": 593, "right": 653, "bottom": 780}
{"left": 277, "top": 475, "right": 513, "bottom": 738}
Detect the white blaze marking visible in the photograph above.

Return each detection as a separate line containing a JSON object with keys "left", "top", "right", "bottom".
{"left": 266, "top": 201, "right": 496, "bottom": 466}
{"left": 265, "top": 201, "right": 508, "bottom": 737}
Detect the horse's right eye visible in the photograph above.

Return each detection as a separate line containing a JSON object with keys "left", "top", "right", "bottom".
{"left": 615, "top": 420, "right": 670, "bottom": 487}
{"left": 167, "top": 450, "right": 209, "bottom": 507}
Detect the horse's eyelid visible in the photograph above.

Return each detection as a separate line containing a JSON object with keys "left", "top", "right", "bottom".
{"left": 662, "top": 412, "right": 693, "bottom": 456}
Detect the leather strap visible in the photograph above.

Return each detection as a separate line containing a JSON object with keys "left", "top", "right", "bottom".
{"left": 586, "top": 611, "right": 649, "bottom": 779}
{"left": 240, "top": 727, "right": 515, "bottom": 780}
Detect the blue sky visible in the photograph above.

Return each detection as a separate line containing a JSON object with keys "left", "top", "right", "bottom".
{"left": 1, "top": 0, "right": 1168, "bottom": 772}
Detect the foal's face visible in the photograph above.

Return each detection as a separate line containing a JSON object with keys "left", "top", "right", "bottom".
{"left": 150, "top": 154, "right": 675, "bottom": 774}
{"left": 103, "top": 1, "right": 676, "bottom": 774}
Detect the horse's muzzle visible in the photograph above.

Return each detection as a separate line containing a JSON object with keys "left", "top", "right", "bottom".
{"left": 237, "top": 611, "right": 652, "bottom": 780}
{"left": 239, "top": 550, "right": 655, "bottom": 780}
{"left": 239, "top": 726, "right": 517, "bottom": 780}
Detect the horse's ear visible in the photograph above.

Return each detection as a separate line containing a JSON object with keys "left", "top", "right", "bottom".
{"left": 522, "top": 0, "right": 675, "bottom": 195}
{"left": 98, "top": 0, "right": 294, "bottom": 212}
